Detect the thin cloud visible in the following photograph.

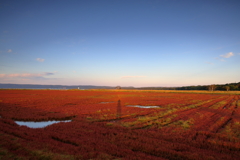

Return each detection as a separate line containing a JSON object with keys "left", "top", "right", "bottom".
{"left": 220, "top": 52, "right": 234, "bottom": 58}
{"left": 7, "top": 49, "right": 12, "bottom": 53}
{"left": 121, "top": 76, "right": 146, "bottom": 79}
{"left": 36, "top": 58, "right": 45, "bottom": 62}
{"left": 215, "top": 57, "right": 225, "bottom": 61}
{"left": 0, "top": 74, "right": 4, "bottom": 78}
{"left": 205, "top": 62, "right": 214, "bottom": 65}
{"left": 0, "top": 72, "right": 54, "bottom": 78}
{"left": 212, "top": 47, "right": 223, "bottom": 50}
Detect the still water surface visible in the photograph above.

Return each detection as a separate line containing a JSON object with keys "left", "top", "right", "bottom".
{"left": 15, "top": 120, "right": 71, "bottom": 128}
{"left": 126, "top": 105, "right": 160, "bottom": 108}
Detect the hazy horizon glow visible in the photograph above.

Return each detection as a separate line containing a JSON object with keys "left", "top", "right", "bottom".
{"left": 1, "top": 0, "right": 240, "bottom": 87}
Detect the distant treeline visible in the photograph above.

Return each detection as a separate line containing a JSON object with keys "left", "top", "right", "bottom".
{"left": 138, "top": 82, "right": 240, "bottom": 91}
{"left": 137, "top": 87, "right": 178, "bottom": 90}
{"left": 1, "top": 82, "right": 239, "bottom": 91}
{"left": 177, "top": 82, "right": 240, "bottom": 91}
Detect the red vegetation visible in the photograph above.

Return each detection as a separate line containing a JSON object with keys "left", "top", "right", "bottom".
{"left": 0, "top": 89, "right": 240, "bottom": 159}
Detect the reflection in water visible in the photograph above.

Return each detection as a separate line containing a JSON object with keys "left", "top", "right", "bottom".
{"left": 99, "top": 102, "right": 114, "bottom": 104}
{"left": 15, "top": 120, "right": 71, "bottom": 128}
{"left": 117, "top": 100, "right": 121, "bottom": 119}
{"left": 126, "top": 105, "right": 160, "bottom": 108}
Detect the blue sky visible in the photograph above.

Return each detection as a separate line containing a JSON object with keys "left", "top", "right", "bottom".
{"left": 0, "top": 0, "right": 240, "bottom": 87}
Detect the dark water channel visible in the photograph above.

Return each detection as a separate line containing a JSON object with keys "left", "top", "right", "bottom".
{"left": 15, "top": 120, "right": 71, "bottom": 128}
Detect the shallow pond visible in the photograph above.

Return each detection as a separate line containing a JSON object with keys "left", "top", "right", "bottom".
{"left": 15, "top": 120, "right": 71, "bottom": 128}
{"left": 99, "top": 102, "right": 115, "bottom": 104}
{"left": 126, "top": 105, "right": 160, "bottom": 108}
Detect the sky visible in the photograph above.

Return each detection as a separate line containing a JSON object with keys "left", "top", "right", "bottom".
{"left": 0, "top": 0, "right": 240, "bottom": 87}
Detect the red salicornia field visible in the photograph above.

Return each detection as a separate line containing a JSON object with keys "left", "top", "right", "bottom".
{"left": 1, "top": 89, "right": 240, "bottom": 160}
